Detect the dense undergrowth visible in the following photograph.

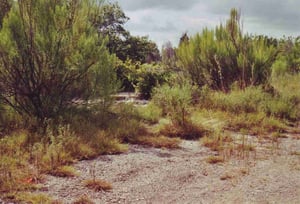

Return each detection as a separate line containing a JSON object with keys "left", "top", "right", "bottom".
{"left": 1, "top": 74, "right": 299, "bottom": 202}
{"left": 1, "top": 1, "right": 300, "bottom": 202}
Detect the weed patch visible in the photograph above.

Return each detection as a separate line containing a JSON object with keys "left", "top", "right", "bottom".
{"left": 49, "top": 166, "right": 78, "bottom": 178}
{"left": 160, "top": 121, "right": 209, "bottom": 140}
{"left": 73, "top": 195, "right": 95, "bottom": 204}
{"left": 134, "top": 135, "right": 181, "bottom": 149}
{"left": 84, "top": 179, "right": 112, "bottom": 192}
{"left": 206, "top": 156, "right": 225, "bottom": 164}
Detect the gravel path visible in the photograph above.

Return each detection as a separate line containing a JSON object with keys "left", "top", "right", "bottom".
{"left": 40, "top": 134, "right": 300, "bottom": 204}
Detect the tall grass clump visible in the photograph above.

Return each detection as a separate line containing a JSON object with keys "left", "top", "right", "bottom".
{"left": 136, "top": 102, "right": 162, "bottom": 124}
{"left": 206, "top": 84, "right": 299, "bottom": 121}
{"left": 152, "top": 82, "right": 208, "bottom": 139}
{"left": 210, "top": 86, "right": 269, "bottom": 114}
{"left": 0, "top": 132, "right": 31, "bottom": 193}
{"left": 152, "top": 82, "right": 193, "bottom": 126}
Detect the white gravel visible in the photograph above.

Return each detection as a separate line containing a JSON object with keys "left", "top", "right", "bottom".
{"left": 38, "top": 134, "right": 300, "bottom": 204}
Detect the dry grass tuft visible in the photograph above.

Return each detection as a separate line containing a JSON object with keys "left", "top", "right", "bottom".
{"left": 206, "top": 156, "right": 225, "bottom": 164}
{"left": 220, "top": 172, "right": 235, "bottom": 180}
{"left": 49, "top": 166, "right": 78, "bottom": 178}
{"left": 201, "top": 131, "right": 233, "bottom": 152}
{"left": 134, "top": 135, "right": 181, "bottom": 149}
{"left": 73, "top": 195, "right": 95, "bottom": 204}
{"left": 160, "top": 122, "right": 209, "bottom": 140}
{"left": 4, "top": 192, "right": 54, "bottom": 204}
{"left": 84, "top": 179, "right": 112, "bottom": 192}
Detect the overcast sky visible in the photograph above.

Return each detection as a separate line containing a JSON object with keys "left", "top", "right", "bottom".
{"left": 115, "top": 0, "right": 300, "bottom": 48}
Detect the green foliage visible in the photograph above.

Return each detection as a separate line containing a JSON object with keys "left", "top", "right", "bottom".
{"left": 204, "top": 85, "right": 299, "bottom": 121}
{"left": 0, "top": 132, "right": 31, "bottom": 192}
{"left": 161, "top": 41, "right": 178, "bottom": 70}
{"left": 226, "top": 112, "right": 286, "bottom": 135}
{"left": 152, "top": 82, "right": 194, "bottom": 126}
{"left": 90, "top": 131, "right": 128, "bottom": 155}
{"left": 271, "top": 57, "right": 288, "bottom": 77}
{"left": 0, "top": 0, "right": 118, "bottom": 125}
{"left": 210, "top": 86, "right": 269, "bottom": 114}
{"left": 0, "top": 105, "right": 23, "bottom": 136}
{"left": 92, "top": 2, "right": 160, "bottom": 63}
{"left": 13, "top": 193, "right": 54, "bottom": 204}
{"left": 0, "top": 0, "right": 12, "bottom": 28}
{"left": 116, "top": 60, "right": 167, "bottom": 98}
{"left": 137, "top": 102, "right": 162, "bottom": 123}
{"left": 177, "top": 9, "right": 278, "bottom": 90}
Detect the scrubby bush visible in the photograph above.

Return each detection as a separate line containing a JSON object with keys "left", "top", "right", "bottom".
{"left": 152, "top": 83, "right": 194, "bottom": 127}
{"left": 116, "top": 60, "right": 167, "bottom": 99}
{"left": 210, "top": 86, "right": 269, "bottom": 113}
{"left": 137, "top": 102, "right": 162, "bottom": 123}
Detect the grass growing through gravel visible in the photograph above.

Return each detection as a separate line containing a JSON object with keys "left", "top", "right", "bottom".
{"left": 2, "top": 192, "right": 55, "bottom": 204}
{"left": 84, "top": 179, "right": 113, "bottom": 192}
{"left": 206, "top": 156, "right": 225, "bottom": 164}
{"left": 73, "top": 195, "right": 95, "bottom": 204}
{"left": 134, "top": 135, "right": 181, "bottom": 148}
{"left": 49, "top": 166, "right": 78, "bottom": 178}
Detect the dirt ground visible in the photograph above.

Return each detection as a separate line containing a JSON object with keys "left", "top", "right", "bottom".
{"left": 37, "top": 131, "right": 300, "bottom": 204}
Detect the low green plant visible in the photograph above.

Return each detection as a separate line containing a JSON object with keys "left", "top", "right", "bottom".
{"left": 0, "top": 132, "right": 32, "bottom": 192}
{"left": 152, "top": 82, "right": 194, "bottom": 127}
{"left": 210, "top": 86, "right": 268, "bottom": 114}
{"left": 91, "top": 131, "right": 128, "bottom": 155}
{"left": 137, "top": 102, "right": 162, "bottom": 123}
{"left": 227, "top": 112, "right": 286, "bottom": 135}
{"left": 13, "top": 192, "right": 54, "bottom": 204}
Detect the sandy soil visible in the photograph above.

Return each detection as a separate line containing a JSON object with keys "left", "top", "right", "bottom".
{"left": 34, "top": 132, "right": 300, "bottom": 204}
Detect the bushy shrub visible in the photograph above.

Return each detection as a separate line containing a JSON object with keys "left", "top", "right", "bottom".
{"left": 137, "top": 102, "right": 162, "bottom": 123}
{"left": 210, "top": 86, "right": 269, "bottom": 113}
{"left": 260, "top": 96, "right": 299, "bottom": 120}
{"left": 152, "top": 83, "right": 194, "bottom": 126}
{"left": 116, "top": 60, "right": 167, "bottom": 99}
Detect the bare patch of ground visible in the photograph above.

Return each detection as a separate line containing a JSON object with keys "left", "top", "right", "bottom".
{"left": 38, "top": 133, "right": 300, "bottom": 204}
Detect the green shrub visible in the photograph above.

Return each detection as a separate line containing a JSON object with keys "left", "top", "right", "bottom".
{"left": 152, "top": 83, "right": 194, "bottom": 127}
{"left": 91, "top": 131, "right": 128, "bottom": 155}
{"left": 210, "top": 86, "right": 269, "bottom": 113}
{"left": 137, "top": 102, "right": 162, "bottom": 123}
{"left": 226, "top": 112, "right": 286, "bottom": 134}
{"left": 260, "top": 96, "right": 298, "bottom": 120}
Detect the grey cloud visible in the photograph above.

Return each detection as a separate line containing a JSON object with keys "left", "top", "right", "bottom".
{"left": 205, "top": 0, "right": 300, "bottom": 32}
{"left": 115, "top": 0, "right": 300, "bottom": 47}
{"left": 117, "top": 0, "right": 199, "bottom": 11}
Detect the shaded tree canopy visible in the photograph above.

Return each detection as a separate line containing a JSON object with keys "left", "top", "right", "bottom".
{"left": 93, "top": 2, "right": 160, "bottom": 64}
